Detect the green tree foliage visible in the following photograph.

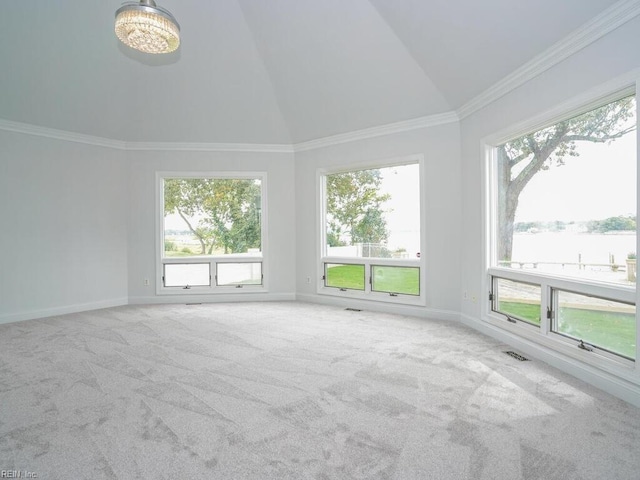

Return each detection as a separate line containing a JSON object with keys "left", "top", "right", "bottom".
{"left": 351, "top": 208, "right": 389, "bottom": 244}
{"left": 497, "top": 96, "right": 636, "bottom": 261}
{"left": 326, "top": 170, "right": 390, "bottom": 246}
{"left": 587, "top": 215, "right": 636, "bottom": 233}
{"left": 164, "top": 178, "right": 261, "bottom": 255}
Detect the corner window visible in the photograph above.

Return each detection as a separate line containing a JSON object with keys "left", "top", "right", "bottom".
{"left": 158, "top": 173, "right": 266, "bottom": 294}
{"left": 487, "top": 92, "right": 637, "bottom": 363}
{"left": 319, "top": 158, "right": 424, "bottom": 304}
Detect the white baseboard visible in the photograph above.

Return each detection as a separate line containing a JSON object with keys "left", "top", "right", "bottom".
{"left": 0, "top": 297, "right": 130, "bottom": 325}
{"left": 128, "top": 292, "right": 296, "bottom": 305}
{"left": 459, "top": 313, "right": 640, "bottom": 408}
{"left": 295, "top": 293, "right": 459, "bottom": 322}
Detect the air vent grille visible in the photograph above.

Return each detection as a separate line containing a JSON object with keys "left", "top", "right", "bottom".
{"left": 504, "top": 351, "right": 529, "bottom": 361}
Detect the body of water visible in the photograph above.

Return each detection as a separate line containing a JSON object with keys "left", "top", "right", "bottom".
{"left": 512, "top": 232, "right": 636, "bottom": 265}
{"left": 511, "top": 232, "right": 637, "bottom": 284}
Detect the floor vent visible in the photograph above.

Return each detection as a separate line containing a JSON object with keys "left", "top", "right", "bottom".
{"left": 504, "top": 351, "right": 529, "bottom": 361}
{"left": 345, "top": 308, "right": 362, "bottom": 312}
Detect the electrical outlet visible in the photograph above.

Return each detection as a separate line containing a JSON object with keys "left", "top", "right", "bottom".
{"left": 144, "top": 278, "right": 150, "bottom": 286}
{"left": 306, "top": 276, "right": 311, "bottom": 284}
{"left": 463, "top": 291, "right": 468, "bottom": 300}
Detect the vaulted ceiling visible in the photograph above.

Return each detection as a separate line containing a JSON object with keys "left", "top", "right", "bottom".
{"left": 0, "top": 0, "right": 624, "bottom": 144}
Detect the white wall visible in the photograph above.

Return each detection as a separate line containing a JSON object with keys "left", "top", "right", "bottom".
{"left": 0, "top": 131, "right": 129, "bottom": 323}
{"left": 294, "top": 124, "right": 462, "bottom": 318}
{"left": 126, "top": 149, "right": 296, "bottom": 303}
{"left": 459, "top": 17, "right": 640, "bottom": 405}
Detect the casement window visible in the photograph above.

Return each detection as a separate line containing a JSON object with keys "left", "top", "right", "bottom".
{"left": 319, "top": 157, "right": 425, "bottom": 304}
{"left": 486, "top": 90, "right": 637, "bottom": 365}
{"left": 157, "top": 173, "right": 266, "bottom": 294}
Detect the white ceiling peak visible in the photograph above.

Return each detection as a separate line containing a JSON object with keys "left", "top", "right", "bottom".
{"left": 0, "top": 0, "right": 628, "bottom": 144}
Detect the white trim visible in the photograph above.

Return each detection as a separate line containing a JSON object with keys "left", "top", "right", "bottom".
{"left": 296, "top": 293, "right": 459, "bottom": 322}
{"left": 457, "top": 0, "right": 640, "bottom": 120}
{"left": 0, "top": 118, "right": 127, "bottom": 149}
{"left": 0, "top": 111, "right": 459, "bottom": 154}
{"left": 293, "top": 112, "right": 459, "bottom": 152}
{"left": 125, "top": 141, "right": 294, "bottom": 153}
{"left": 129, "top": 293, "right": 295, "bottom": 304}
{"left": 460, "top": 313, "right": 640, "bottom": 408}
{"left": 0, "top": 297, "right": 129, "bottom": 325}
{"left": 484, "top": 73, "right": 639, "bottom": 146}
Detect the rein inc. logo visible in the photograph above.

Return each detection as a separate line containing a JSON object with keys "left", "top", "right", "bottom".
{"left": 1, "top": 471, "right": 38, "bottom": 478}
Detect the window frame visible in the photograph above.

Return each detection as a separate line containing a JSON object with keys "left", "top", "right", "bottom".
{"left": 317, "top": 155, "right": 427, "bottom": 306}
{"left": 156, "top": 171, "right": 268, "bottom": 296}
{"left": 482, "top": 81, "right": 639, "bottom": 377}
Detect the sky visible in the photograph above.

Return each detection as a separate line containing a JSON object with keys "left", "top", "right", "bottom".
{"left": 377, "top": 163, "right": 421, "bottom": 253}
{"left": 514, "top": 131, "right": 637, "bottom": 223}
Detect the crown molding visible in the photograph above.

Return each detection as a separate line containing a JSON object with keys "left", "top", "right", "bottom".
{"left": 483, "top": 68, "right": 639, "bottom": 146}
{"left": 293, "top": 111, "right": 459, "bottom": 152}
{"left": 0, "top": 119, "right": 293, "bottom": 153}
{"left": 0, "top": 112, "right": 460, "bottom": 154}
{"left": 0, "top": 118, "right": 127, "bottom": 149}
{"left": 125, "top": 141, "right": 294, "bottom": 153}
{"left": 457, "top": 0, "right": 640, "bottom": 120}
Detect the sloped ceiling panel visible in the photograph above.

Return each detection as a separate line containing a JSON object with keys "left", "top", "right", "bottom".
{"left": 0, "top": 0, "right": 628, "bottom": 145}
{"left": 238, "top": 0, "right": 451, "bottom": 143}
{"left": 369, "top": 0, "right": 620, "bottom": 110}
{"left": 122, "top": 1, "right": 293, "bottom": 144}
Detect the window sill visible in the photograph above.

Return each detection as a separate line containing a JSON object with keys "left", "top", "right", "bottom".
{"left": 157, "top": 286, "right": 267, "bottom": 296}
{"left": 318, "top": 286, "right": 426, "bottom": 307}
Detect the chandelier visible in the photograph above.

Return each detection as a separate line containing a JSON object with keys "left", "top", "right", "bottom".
{"left": 115, "top": 0, "right": 180, "bottom": 54}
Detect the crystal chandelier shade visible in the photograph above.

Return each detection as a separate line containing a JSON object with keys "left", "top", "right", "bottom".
{"left": 115, "top": 0, "right": 180, "bottom": 54}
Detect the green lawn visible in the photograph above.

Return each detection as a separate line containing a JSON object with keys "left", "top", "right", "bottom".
{"left": 371, "top": 265, "right": 419, "bottom": 295}
{"left": 325, "top": 264, "right": 419, "bottom": 295}
{"left": 499, "top": 301, "right": 636, "bottom": 359}
{"left": 325, "top": 264, "right": 365, "bottom": 290}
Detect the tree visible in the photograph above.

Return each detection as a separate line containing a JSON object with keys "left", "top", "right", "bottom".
{"left": 587, "top": 215, "right": 636, "bottom": 233}
{"left": 326, "top": 170, "right": 390, "bottom": 247}
{"left": 351, "top": 208, "right": 388, "bottom": 244}
{"left": 164, "top": 178, "right": 261, "bottom": 255}
{"left": 497, "top": 96, "right": 636, "bottom": 261}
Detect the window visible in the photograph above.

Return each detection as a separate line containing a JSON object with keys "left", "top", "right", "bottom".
{"left": 157, "top": 173, "right": 266, "bottom": 294}
{"left": 216, "top": 262, "right": 262, "bottom": 287}
{"left": 163, "top": 263, "right": 210, "bottom": 288}
{"left": 319, "top": 158, "right": 424, "bottom": 303}
{"left": 325, "top": 263, "right": 365, "bottom": 291}
{"left": 491, "top": 277, "right": 541, "bottom": 326}
{"left": 487, "top": 92, "right": 637, "bottom": 363}
{"left": 371, "top": 265, "right": 420, "bottom": 296}
{"left": 552, "top": 289, "right": 635, "bottom": 360}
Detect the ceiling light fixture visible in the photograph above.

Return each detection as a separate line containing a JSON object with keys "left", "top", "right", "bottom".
{"left": 115, "top": 0, "right": 180, "bottom": 54}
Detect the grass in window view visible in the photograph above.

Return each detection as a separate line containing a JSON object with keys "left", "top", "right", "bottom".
{"left": 500, "top": 301, "right": 636, "bottom": 359}
{"left": 325, "top": 264, "right": 365, "bottom": 290}
{"left": 372, "top": 265, "right": 419, "bottom": 295}
{"left": 497, "top": 300, "right": 541, "bottom": 326}
{"left": 326, "top": 264, "right": 419, "bottom": 295}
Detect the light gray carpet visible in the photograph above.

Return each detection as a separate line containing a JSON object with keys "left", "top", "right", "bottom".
{"left": 0, "top": 301, "right": 639, "bottom": 479}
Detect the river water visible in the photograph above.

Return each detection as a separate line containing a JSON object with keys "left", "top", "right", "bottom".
{"left": 511, "top": 232, "right": 637, "bottom": 284}
{"left": 512, "top": 232, "right": 636, "bottom": 265}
